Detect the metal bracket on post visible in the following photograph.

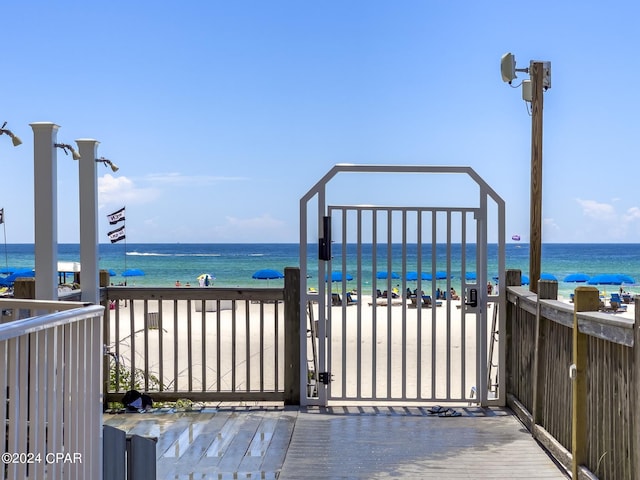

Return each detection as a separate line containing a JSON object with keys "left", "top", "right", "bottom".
{"left": 318, "top": 372, "right": 332, "bottom": 385}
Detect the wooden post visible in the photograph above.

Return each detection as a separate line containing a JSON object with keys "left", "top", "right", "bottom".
{"left": 504, "top": 269, "right": 521, "bottom": 393}
{"left": 283, "top": 267, "right": 301, "bottom": 405}
{"left": 532, "top": 279, "right": 557, "bottom": 427}
{"left": 13, "top": 278, "right": 35, "bottom": 299}
{"left": 529, "top": 62, "right": 544, "bottom": 294}
{"left": 572, "top": 286, "right": 599, "bottom": 478}
{"left": 99, "top": 270, "right": 111, "bottom": 288}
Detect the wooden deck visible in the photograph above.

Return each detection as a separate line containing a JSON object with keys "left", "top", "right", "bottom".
{"left": 103, "top": 405, "right": 569, "bottom": 479}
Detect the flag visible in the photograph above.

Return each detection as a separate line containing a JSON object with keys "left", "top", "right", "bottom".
{"left": 107, "top": 225, "right": 126, "bottom": 243}
{"left": 107, "top": 207, "right": 125, "bottom": 225}
{"left": 0, "top": 208, "right": 3, "bottom": 224}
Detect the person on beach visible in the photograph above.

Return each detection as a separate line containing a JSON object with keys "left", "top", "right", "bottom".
{"left": 487, "top": 282, "right": 493, "bottom": 295}
{"left": 175, "top": 280, "right": 182, "bottom": 287}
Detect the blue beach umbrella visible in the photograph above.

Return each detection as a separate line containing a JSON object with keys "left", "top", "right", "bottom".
{"left": 108, "top": 269, "right": 117, "bottom": 276}
{"left": 252, "top": 269, "right": 284, "bottom": 280}
{"left": 325, "top": 272, "right": 353, "bottom": 283}
{"left": 122, "top": 268, "right": 145, "bottom": 277}
{"left": 521, "top": 275, "right": 530, "bottom": 285}
{"left": 540, "top": 273, "right": 557, "bottom": 281}
{"left": 376, "top": 271, "right": 399, "bottom": 280}
{"left": 587, "top": 274, "right": 634, "bottom": 285}
{"left": 465, "top": 272, "right": 477, "bottom": 281}
{"left": 619, "top": 274, "right": 636, "bottom": 285}
{"left": 406, "top": 271, "right": 429, "bottom": 281}
{"left": 564, "top": 273, "right": 590, "bottom": 283}
{"left": 434, "top": 271, "right": 451, "bottom": 280}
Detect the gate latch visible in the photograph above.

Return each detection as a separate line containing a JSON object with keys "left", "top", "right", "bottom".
{"left": 465, "top": 288, "right": 478, "bottom": 308}
{"left": 318, "top": 372, "right": 332, "bottom": 384}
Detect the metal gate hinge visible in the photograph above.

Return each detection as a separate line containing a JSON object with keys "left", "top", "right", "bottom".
{"left": 318, "top": 372, "right": 332, "bottom": 384}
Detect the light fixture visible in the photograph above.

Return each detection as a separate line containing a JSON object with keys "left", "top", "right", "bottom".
{"left": 54, "top": 143, "right": 81, "bottom": 160}
{"left": 0, "top": 121, "right": 22, "bottom": 146}
{"left": 96, "top": 157, "right": 119, "bottom": 173}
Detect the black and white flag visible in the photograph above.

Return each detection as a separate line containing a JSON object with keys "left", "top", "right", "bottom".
{"left": 107, "top": 207, "right": 126, "bottom": 225}
{"left": 107, "top": 225, "right": 126, "bottom": 243}
{"left": 0, "top": 208, "right": 4, "bottom": 225}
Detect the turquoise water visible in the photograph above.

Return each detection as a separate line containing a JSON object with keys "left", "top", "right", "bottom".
{"left": 1, "top": 243, "right": 639, "bottom": 298}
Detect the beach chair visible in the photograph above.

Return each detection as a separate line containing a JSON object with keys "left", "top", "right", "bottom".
{"left": 609, "top": 293, "right": 627, "bottom": 313}
{"left": 346, "top": 292, "right": 357, "bottom": 305}
{"left": 331, "top": 293, "right": 342, "bottom": 306}
{"left": 421, "top": 295, "right": 432, "bottom": 308}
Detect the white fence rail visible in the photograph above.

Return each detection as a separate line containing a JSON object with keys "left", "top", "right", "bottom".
{"left": 0, "top": 299, "right": 104, "bottom": 480}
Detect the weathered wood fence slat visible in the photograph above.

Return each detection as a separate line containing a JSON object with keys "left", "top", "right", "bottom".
{"left": 505, "top": 269, "right": 638, "bottom": 480}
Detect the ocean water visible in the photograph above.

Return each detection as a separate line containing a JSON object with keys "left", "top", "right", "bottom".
{"left": 1, "top": 243, "right": 639, "bottom": 298}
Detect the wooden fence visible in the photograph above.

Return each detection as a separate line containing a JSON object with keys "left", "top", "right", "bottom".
{"left": 505, "top": 269, "right": 639, "bottom": 480}
{"left": 102, "top": 267, "right": 300, "bottom": 406}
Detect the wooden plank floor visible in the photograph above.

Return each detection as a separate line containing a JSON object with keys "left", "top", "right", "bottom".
{"left": 103, "top": 406, "right": 569, "bottom": 479}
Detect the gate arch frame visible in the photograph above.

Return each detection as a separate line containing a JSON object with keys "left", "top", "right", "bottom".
{"left": 299, "top": 164, "right": 506, "bottom": 406}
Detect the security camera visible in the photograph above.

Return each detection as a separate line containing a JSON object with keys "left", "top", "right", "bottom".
{"left": 501, "top": 52, "right": 516, "bottom": 83}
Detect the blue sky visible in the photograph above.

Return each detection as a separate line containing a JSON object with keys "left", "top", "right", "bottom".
{"left": 1, "top": 1, "right": 639, "bottom": 243}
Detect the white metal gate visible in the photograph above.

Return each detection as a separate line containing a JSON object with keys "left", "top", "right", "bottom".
{"left": 300, "top": 165, "right": 505, "bottom": 407}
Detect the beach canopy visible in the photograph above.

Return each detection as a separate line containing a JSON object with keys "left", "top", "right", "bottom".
{"left": 540, "top": 273, "right": 557, "bottom": 281}
{"left": 122, "top": 268, "right": 145, "bottom": 277}
{"left": 564, "top": 273, "right": 590, "bottom": 283}
{"left": 376, "top": 271, "right": 399, "bottom": 280}
{"left": 252, "top": 269, "right": 284, "bottom": 280}
{"left": 588, "top": 274, "right": 635, "bottom": 285}
{"left": 325, "top": 272, "right": 353, "bottom": 282}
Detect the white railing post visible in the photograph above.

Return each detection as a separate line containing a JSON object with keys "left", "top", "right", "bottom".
{"left": 76, "top": 139, "right": 100, "bottom": 304}
{"left": 30, "top": 122, "right": 60, "bottom": 300}
{"left": 0, "top": 301, "right": 104, "bottom": 479}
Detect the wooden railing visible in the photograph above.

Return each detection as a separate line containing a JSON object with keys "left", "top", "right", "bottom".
{"left": 102, "top": 267, "right": 300, "bottom": 405}
{"left": 505, "top": 269, "right": 639, "bottom": 480}
{"left": 0, "top": 299, "right": 105, "bottom": 480}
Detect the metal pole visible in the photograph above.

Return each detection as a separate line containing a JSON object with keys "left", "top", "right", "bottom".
{"left": 529, "top": 62, "right": 544, "bottom": 294}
